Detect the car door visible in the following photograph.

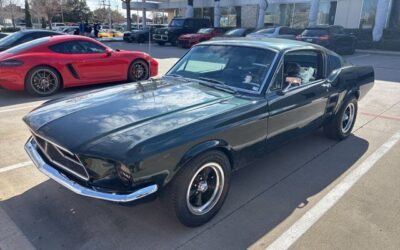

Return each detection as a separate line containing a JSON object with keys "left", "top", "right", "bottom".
{"left": 72, "top": 40, "right": 125, "bottom": 81}
{"left": 266, "top": 49, "right": 330, "bottom": 145}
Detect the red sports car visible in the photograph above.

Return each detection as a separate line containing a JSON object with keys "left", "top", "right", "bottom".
{"left": 177, "top": 28, "right": 225, "bottom": 48}
{"left": 0, "top": 35, "right": 158, "bottom": 96}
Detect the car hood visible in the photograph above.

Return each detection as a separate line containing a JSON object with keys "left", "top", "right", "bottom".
{"left": 24, "top": 79, "right": 250, "bottom": 153}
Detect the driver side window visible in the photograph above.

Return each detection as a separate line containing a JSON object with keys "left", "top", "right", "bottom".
{"left": 282, "top": 50, "right": 323, "bottom": 90}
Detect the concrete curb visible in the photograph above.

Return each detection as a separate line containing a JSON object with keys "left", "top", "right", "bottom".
{"left": 356, "top": 49, "right": 400, "bottom": 56}
{"left": 0, "top": 207, "right": 35, "bottom": 250}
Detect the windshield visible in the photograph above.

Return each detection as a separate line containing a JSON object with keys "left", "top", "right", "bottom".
{"left": 0, "top": 31, "right": 24, "bottom": 47}
{"left": 198, "top": 28, "right": 213, "bottom": 34}
{"left": 5, "top": 37, "right": 49, "bottom": 54}
{"left": 169, "top": 19, "right": 185, "bottom": 27}
{"left": 225, "top": 29, "right": 244, "bottom": 36}
{"left": 256, "top": 28, "right": 275, "bottom": 34}
{"left": 167, "top": 45, "right": 277, "bottom": 92}
{"left": 302, "top": 29, "right": 328, "bottom": 36}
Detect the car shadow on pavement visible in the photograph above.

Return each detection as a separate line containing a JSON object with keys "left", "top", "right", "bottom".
{"left": 0, "top": 130, "right": 369, "bottom": 250}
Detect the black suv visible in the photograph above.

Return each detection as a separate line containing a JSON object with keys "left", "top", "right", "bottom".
{"left": 124, "top": 24, "right": 166, "bottom": 43}
{"left": 296, "top": 25, "right": 357, "bottom": 55}
{"left": 153, "top": 18, "right": 211, "bottom": 46}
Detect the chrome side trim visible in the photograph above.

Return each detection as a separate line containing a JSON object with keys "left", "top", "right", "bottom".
{"left": 25, "top": 138, "right": 158, "bottom": 203}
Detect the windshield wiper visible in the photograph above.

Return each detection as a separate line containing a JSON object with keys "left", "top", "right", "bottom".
{"left": 197, "top": 77, "right": 238, "bottom": 94}
{"left": 163, "top": 74, "right": 190, "bottom": 82}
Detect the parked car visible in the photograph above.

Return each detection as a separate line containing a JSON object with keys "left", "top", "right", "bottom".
{"left": 52, "top": 23, "right": 67, "bottom": 31}
{"left": 153, "top": 18, "right": 211, "bottom": 46}
{"left": 61, "top": 26, "right": 79, "bottom": 35}
{"left": 247, "top": 26, "right": 297, "bottom": 39}
{"left": 0, "top": 30, "right": 61, "bottom": 52}
{"left": 219, "top": 28, "right": 255, "bottom": 38}
{"left": 98, "top": 29, "right": 123, "bottom": 38}
{"left": 23, "top": 38, "right": 374, "bottom": 227}
{"left": 123, "top": 24, "right": 166, "bottom": 43}
{"left": 177, "top": 28, "right": 226, "bottom": 48}
{"left": 0, "top": 33, "right": 7, "bottom": 39}
{"left": 296, "top": 25, "right": 357, "bottom": 55}
{"left": 0, "top": 35, "right": 158, "bottom": 96}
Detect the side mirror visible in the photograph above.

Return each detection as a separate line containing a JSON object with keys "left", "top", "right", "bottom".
{"left": 327, "top": 68, "right": 341, "bottom": 85}
{"left": 105, "top": 49, "right": 113, "bottom": 56}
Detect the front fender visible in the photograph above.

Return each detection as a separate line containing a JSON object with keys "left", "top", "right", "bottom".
{"left": 176, "top": 140, "right": 232, "bottom": 171}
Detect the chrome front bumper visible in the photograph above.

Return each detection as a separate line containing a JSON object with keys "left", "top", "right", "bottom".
{"left": 24, "top": 138, "right": 158, "bottom": 203}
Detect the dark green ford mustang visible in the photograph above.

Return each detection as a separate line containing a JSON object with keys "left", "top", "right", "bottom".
{"left": 24, "top": 38, "right": 374, "bottom": 227}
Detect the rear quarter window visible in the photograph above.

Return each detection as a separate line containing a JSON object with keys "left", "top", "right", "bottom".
{"left": 327, "top": 52, "right": 343, "bottom": 75}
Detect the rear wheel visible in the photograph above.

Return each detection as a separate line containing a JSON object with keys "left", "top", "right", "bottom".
{"left": 324, "top": 97, "right": 358, "bottom": 140}
{"left": 25, "top": 66, "right": 61, "bottom": 96}
{"left": 163, "top": 151, "right": 231, "bottom": 227}
{"left": 128, "top": 59, "right": 149, "bottom": 82}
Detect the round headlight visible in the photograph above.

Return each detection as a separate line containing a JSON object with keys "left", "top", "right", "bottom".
{"left": 164, "top": 31, "right": 168, "bottom": 35}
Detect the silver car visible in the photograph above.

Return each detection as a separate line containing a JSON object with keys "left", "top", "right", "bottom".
{"left": 247, "top": 26, "right": 297, "bottom": 40}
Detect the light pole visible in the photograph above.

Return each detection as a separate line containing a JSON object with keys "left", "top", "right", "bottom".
{"left": 123, "top": 0, "right": 132, "bottom": 31}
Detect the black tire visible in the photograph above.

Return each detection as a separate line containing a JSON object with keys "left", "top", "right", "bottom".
{"left": 128, "top": 59, "right": 149, "bottom": 82}
{"left": 157, "top": 41, "right": 165, "bottom": 46}
{"left": 170, "top": 37, "right": 178, "bottom": 46}
{"left": 25, "top": 66, "right": 61, "bottom": 97}
{"left": 163, "top": 150, "right": 231, "bottom": 227}
{"left": 324, "top": 97, "right": 358, "bottom": 140}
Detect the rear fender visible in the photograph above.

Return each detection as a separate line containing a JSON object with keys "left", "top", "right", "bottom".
{"left": 327, "top": 65, "right": 374, "bottom": 116}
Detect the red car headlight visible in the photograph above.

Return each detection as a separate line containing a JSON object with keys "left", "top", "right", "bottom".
{"left": 0, "top": 59, "right": 24, "bottom": 67}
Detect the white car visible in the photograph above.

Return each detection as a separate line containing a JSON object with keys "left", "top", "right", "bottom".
{"left": 52, "top": 23, "right": 66, "bottom": 31}
{"left": 246, "top": 26, "right": 297, "bottom": 40}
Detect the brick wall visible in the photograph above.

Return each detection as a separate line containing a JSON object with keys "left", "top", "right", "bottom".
{"left": 241, "top": 5, "right": 258, "bottom": 28}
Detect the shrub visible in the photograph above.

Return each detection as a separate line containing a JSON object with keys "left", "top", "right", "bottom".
{"left": 1, "top": 27, "right": 21, "bottom": 32}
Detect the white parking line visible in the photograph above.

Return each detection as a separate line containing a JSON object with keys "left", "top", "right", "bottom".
{"left": 265, "top": 129, "right": 400, "bottom": 250}
{"left": 0, "top": 161, "right": 32, "bottom": 174}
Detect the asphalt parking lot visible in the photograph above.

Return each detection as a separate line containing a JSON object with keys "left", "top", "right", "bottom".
{"left": 0, "top": 42, "right": 399, "bottom": 250}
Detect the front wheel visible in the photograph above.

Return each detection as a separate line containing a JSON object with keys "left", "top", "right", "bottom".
{"left": 128, "top": 59, "right": 149, "bottom": 82}
{"left": 163, "top": 151, "right": 231, "bottom": 227}
{"left": 324, "top": 97, "right": 358, "bottom": 140}
{"left": 25, "top": 66, "right": 61, "bottom": 96}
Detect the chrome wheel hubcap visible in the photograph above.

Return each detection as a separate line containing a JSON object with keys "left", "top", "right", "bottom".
{"left": 31, "top": 69, "right": 58, "bottom": 94}
{"left": 341, "top": 103, "right": 355, "bottom": 133}
{"left": 186, "top": 162, "right": 224, "bottom": 215}
{"left": 132, "top": 63, "right": 147, "bottom": 80}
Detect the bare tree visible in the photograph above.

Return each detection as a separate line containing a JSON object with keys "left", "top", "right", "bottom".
{"left": 31, "top": 0, "right": 60, "bottom": 29}
{"left": 1, "top": 0, "right": 24, "bottom": 29}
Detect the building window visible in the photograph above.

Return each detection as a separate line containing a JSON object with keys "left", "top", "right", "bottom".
{"left": 360, "top": 0, "right": 378, "bottom": 29}
{"left": 292, "top": 3, "right": 310, "bottom": 28}
{"left": 220, "top": 7, "right": 238, "bottom": 27}
{"left": 389, "top": 0, "right": 400, "bottom": 29}
{"left": 264, "top": 3, "right": 310, "bottom": 28}
{"left": 318, "top": 1, "right": 337, "bottom": 25}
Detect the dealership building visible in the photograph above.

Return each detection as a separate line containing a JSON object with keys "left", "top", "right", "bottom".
{"left": 127, "top": 0, "right": 400, "bottom": 40}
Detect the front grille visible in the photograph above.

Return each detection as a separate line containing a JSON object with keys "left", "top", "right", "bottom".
{"left": 32, "top": 133, "right": 89, "bottom": 180}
